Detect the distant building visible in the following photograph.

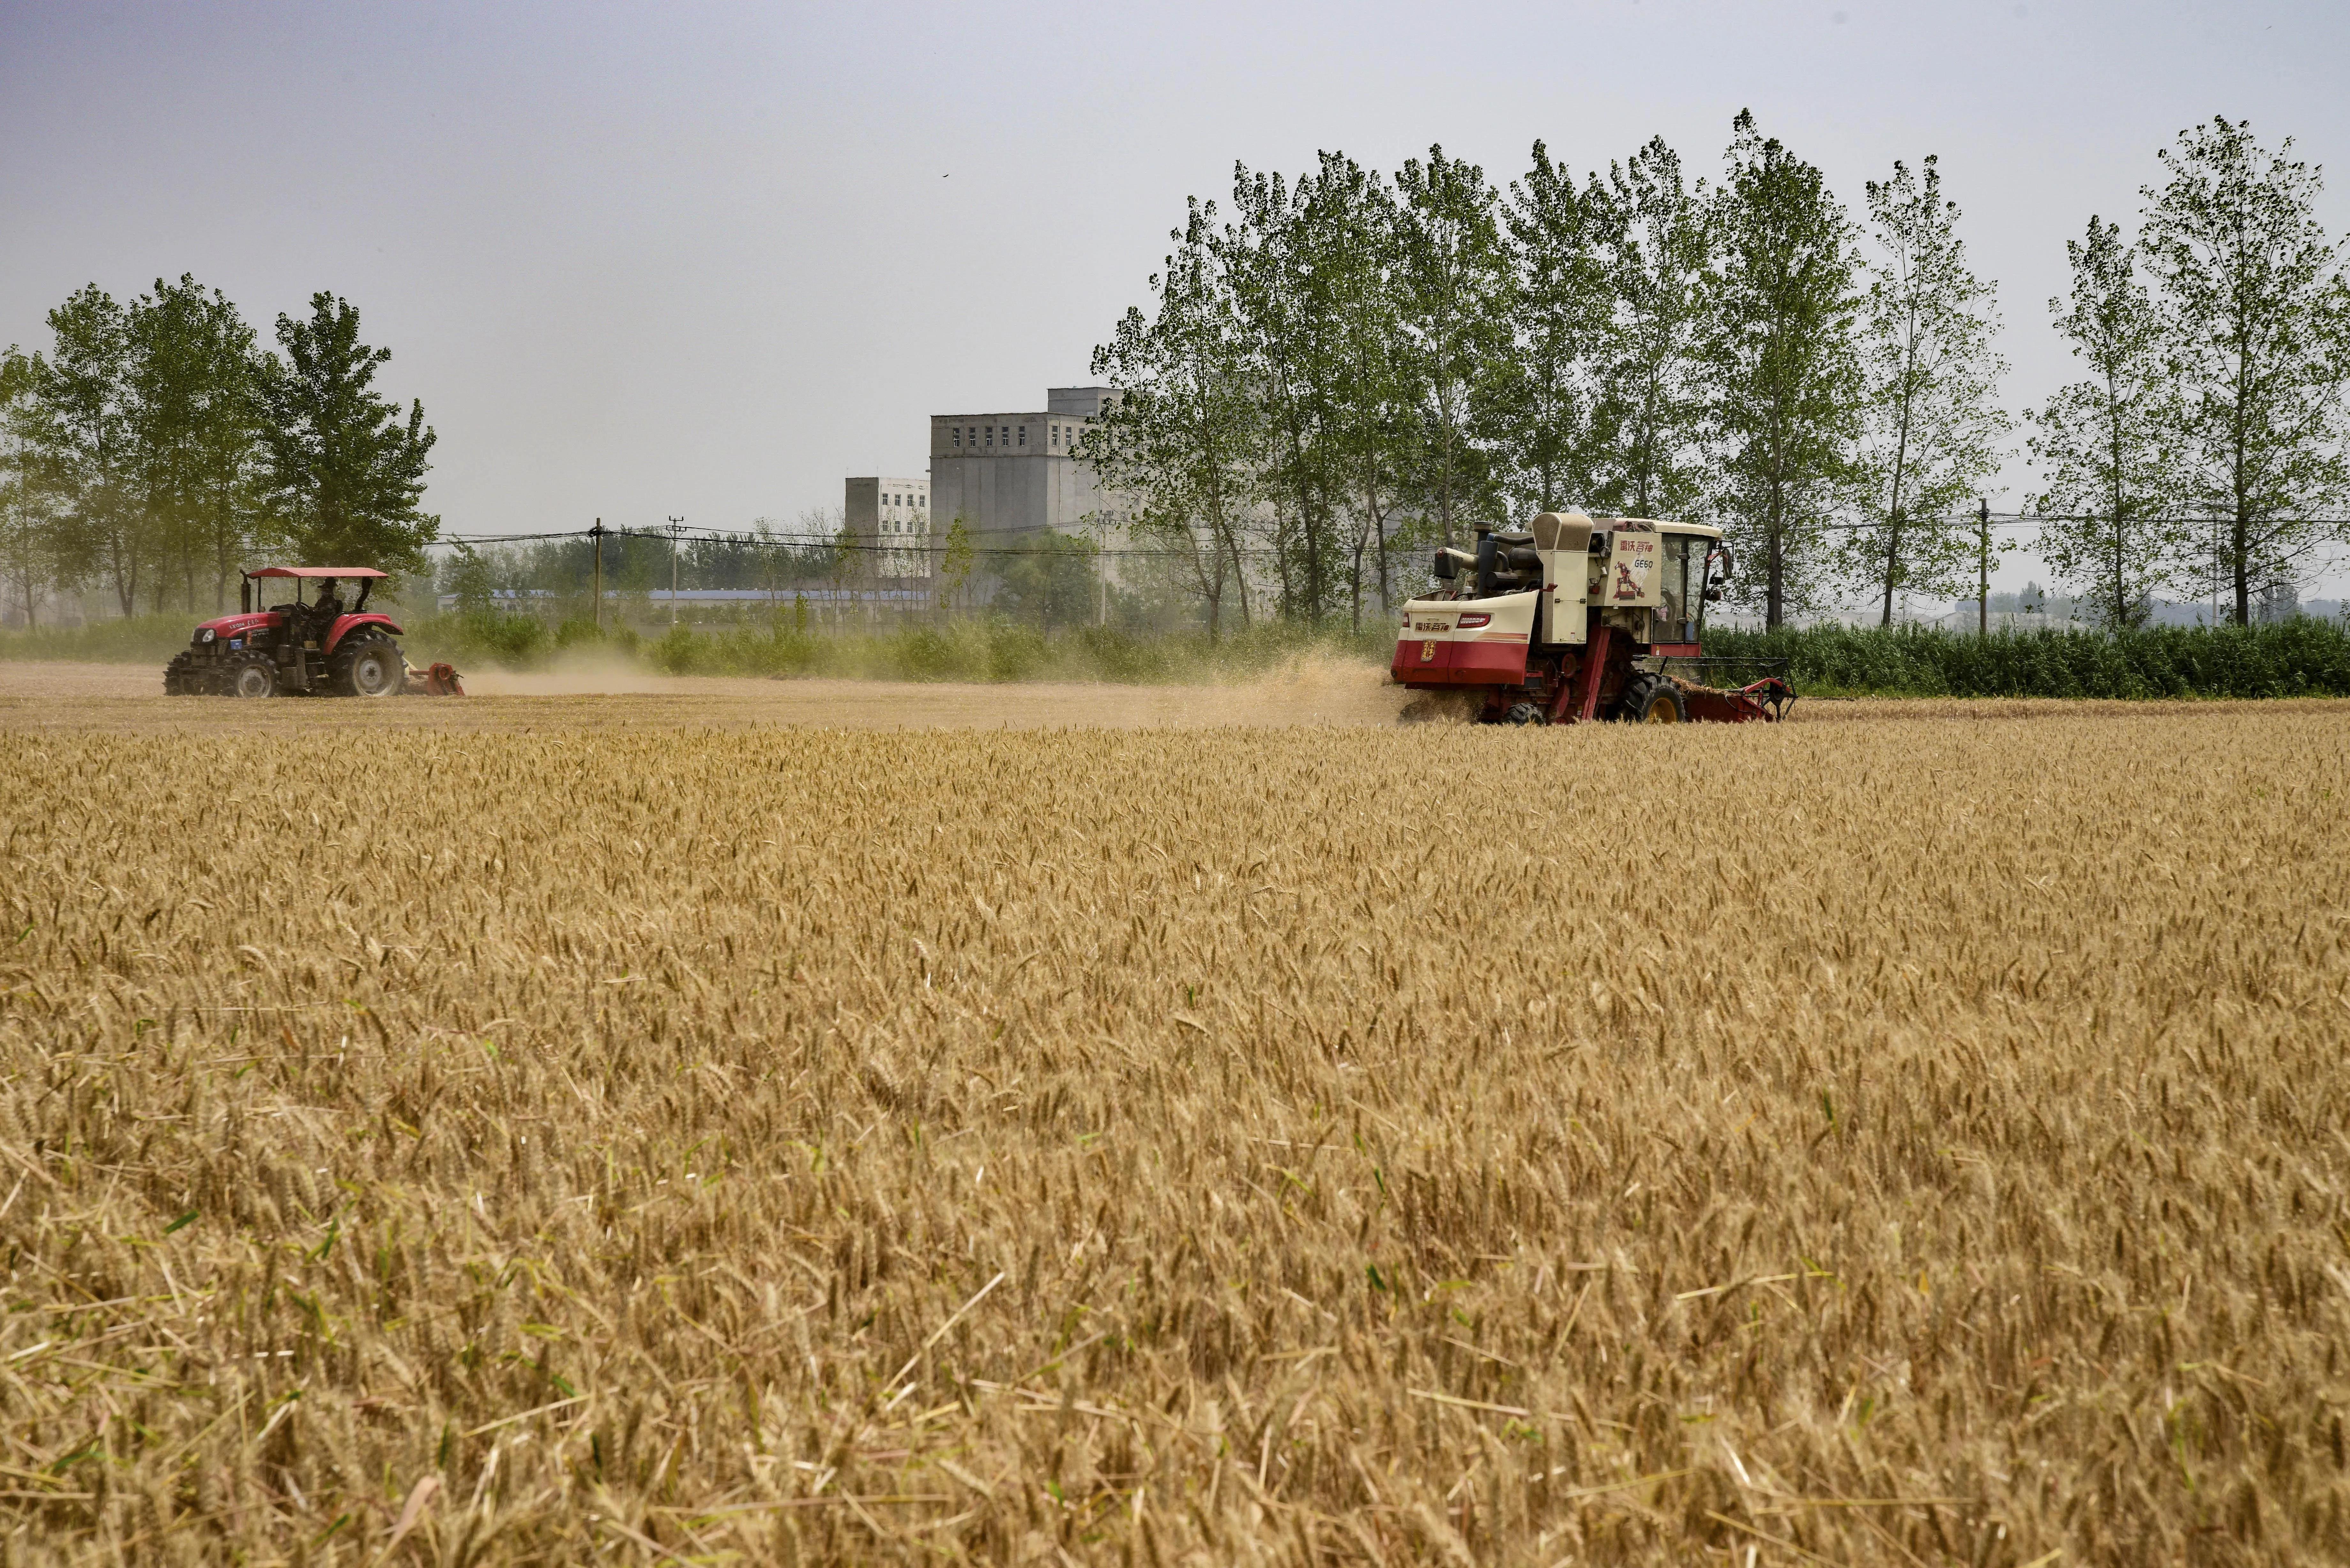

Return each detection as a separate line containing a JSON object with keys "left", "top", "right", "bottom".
{"left": 929, "top": 389, "right": 1121, "bottom": 591}
{"left": 844, "top": 476, "right": 932, "bottom": 583}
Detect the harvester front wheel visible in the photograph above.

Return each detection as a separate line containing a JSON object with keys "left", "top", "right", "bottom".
{"left": 226, "top": 653, "right": 278, "bottom": 698}
{"left": 330, "top": 634, "right": 402, "bottom": 698}
{"left": 1617, "top": 674, "right": 1685, "bottom": 725}
{"left": 1501, "top": 701, "right": 1545, "bottom": 727}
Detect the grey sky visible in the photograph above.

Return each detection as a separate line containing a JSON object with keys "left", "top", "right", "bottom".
{"left": 4, "top": 1, "right": 2347, "bottom": 599}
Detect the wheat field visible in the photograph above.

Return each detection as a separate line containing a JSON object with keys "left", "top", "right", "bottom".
{"left": 2, "top": 690, "right": 2348, "bottom": 1565}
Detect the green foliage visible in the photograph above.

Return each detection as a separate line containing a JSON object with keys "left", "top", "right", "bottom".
{"left": 993, "top": 531, "right": 1100, "bottom": 630}
{"left": 2028, "top": 217, "right": 2190, "bottom": 628}
{"left": 1706, "top": 110, "right": 1866, "bottom": 628}
{"left": 0, "top": 612, "right": 203, "bottom": 664}
{"left": 451, "top": 610, "right": 550, "bottom": 664}
{"left": 5, "top": 276, "right": 433, "bottom": 623}
{"left": 1393, "top": 147, "right": 1513, "bottom": 548}
{"left": 442, "top": 542, "right": 495, "bottom": 617}
{"left": 936, "top": 518, "right": 976, "bottom": 612}
{"left": 258, "top": 293, "right": 438, "bottom": 580}
{"left": 126, "top": 275, "right": 268, "bottom": 615}
{"left": 1589, "top": 136, "right": 1713, "bottom": 519}
{"left": 1847, "top": 156, "right": 2011, "bottom": 622}
{"left": 1223, "top": 154, "right": 1406, "bottom": 625}
{"left": 1492, "top": 140, "right": 1612, "bottom": 519}
{"left": 2139, "top": 118, "right": 2350, "bottom": 624}
{"left": 16, "top": 286, "right": 134, "bottom": 614}
{"left": 1704, "top": 620, "right": 2350, "bottom": 698}
{"left": 1087, "top": 199, "right": 1262, "bottom": 639}
{"left": 0, "top": 347, "right": 59, "bottom": 627}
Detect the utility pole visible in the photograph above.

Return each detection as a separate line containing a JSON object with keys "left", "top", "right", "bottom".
{"left": 668, "top": 516, "right": 684, "bottom": 626}
{"left": 591, "top": 518, "right": 605, "bottom": 632}
{"left": 1975, "top": 498, "right": 1990, "bottom": 637}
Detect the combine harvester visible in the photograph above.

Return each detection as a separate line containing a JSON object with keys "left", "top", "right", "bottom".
{"left": 163, "top": 566, "right": 464, "bottom": 698}
{"left": 1394, "top": 512, "right": 1792, "bottom": 724}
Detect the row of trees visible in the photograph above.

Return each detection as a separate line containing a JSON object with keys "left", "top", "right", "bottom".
{"left": 1086, "top": 114, "right": 2350, "bottom": 630}
{"left": 0, "top": 280, "right": 438, "bottom": 626}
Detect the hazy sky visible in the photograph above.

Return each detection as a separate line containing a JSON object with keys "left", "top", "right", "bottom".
{"left": 4, "top": 1, "right": 2347, "bottom": 598}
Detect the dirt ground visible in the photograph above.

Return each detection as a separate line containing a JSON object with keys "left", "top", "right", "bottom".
{"left": 4, "top": 657, "right": 2345, "bottom": 732}
{"left": 0, "top": 657, "right": 1414, "bottom": 732}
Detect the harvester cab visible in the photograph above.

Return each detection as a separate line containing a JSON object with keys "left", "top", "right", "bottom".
{"left": 163, "top": 566, "right": 465, "bottom": 700}
{"left": 1395, "top": 511, "right": 1790, "bottom": 725}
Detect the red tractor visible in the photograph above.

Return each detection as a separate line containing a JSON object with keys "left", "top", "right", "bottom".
{"left": 164, "top": 567, "right": 411, "bottom": 698}
{"left": 1392, "top": 512, "right": 1793, "bottom": 724}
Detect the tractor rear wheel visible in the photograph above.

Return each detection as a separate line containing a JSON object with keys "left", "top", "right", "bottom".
{"left": 226, "top": 652, "right": 278, "bottom": 698}
{"left": 1616, "top": 674, "right": 1686, "bottom": 724}
{"left": 330, "top": 634, "right": 402, "bottom": 698}
{"left": 163, "top": 652, "right": 195, "bottom": 696}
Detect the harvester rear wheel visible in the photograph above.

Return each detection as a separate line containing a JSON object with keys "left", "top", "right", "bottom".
{"left": 226, "top": 653, "right": 278, "bottom": 698}
{"left": 330, "top": 633, "right": 402, "bottom": 698}
{"left": 1616, "top": 674, "right": 1685, "bottom": 724}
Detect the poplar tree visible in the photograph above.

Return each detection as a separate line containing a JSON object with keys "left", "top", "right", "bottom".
{"left": 0, "top": 347, "right": 69, "bottom": 628}
{"left": 1088, "top": 198, "right": 1261, "bottom": 638}
{"left": 1225, "top": 155, "right": 1382, "bottom": 623}
{"left": 126, "top": 275, "right": 266, "bottom": 610}
{"left": 21, "top": 287, "right": 141, "bottom": 615}
{"left": 1314, "top": 165, "right": 1410, "bottom": 628}
{"left": 2028, "top": 218, "right": 2188, "bottom": 627}
{"left": 1591, "top": 137, "right": 1714, "bottom": 518}
{"left": 1705, "top": 112, "right": 1863, "bottom": 628}
{"left": 1846, "top": 156, "right": 2010, "bottom": 625}
{"left": 1392, "top": 146, "right": 1512, "bottom": 547}
{"left": 258, "top": 292, "right": 439, "bottom": 577}
{"left": 1489, "top": 141, "right": 1611, "bottom": 519}
{"left": 2139, "top": 118, "right": 2350, "bottom": 624}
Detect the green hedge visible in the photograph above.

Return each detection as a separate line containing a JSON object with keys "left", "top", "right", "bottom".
{"left": 1700, "top": 620, "right": 2350, "bottom": 699}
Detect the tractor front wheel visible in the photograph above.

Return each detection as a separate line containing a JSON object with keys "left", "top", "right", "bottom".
{"left": 226, "top": 653, "right": 278, "bottom": 698}
{"left": 1616, "top": 674, "right": 1686, "bottom": 724}
{"left": 330, "top": 635, "right": 402, "bottom": 698}
{"left": 163, "top": 652, "right": 195, "bottom": 696}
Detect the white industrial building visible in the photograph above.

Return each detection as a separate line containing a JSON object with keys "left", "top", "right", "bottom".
{"left": 927, "top": 388, "right": 1117, "bottom": 555}
{"left": 843, "top": 387, "right": 1125, "bottom": 600}
{"left": 842, "top": 475, "right": 931, "bottom": 582}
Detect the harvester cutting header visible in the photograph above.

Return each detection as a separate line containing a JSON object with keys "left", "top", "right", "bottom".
{"left": 163, "top": 567, "right": 463, "bottom": 698}
{"left": 1393, "top": 513, "right": 1791, "bottom": 724}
